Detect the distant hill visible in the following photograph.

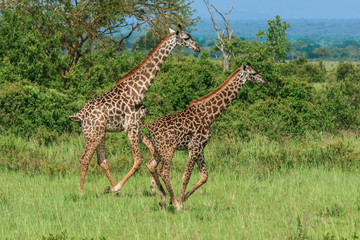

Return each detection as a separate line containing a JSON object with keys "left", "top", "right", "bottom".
{"left": 193, "top": 19, "right": 360, "bottom": 42}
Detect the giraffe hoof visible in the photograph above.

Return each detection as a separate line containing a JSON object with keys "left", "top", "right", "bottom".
{"left": 104, "top": 186, "right": 122, "bottom": 196}
{"left": 173, "top": 200, "right": 183, "bottom": 211}
{"left": 150, "top": 188, "right": 157, "bottom": 196}
{"left": 104, "top": 186, "right": 111, "bottom": 194}
{"left": 159, "top": 201, "right": 166, "bottom": 210}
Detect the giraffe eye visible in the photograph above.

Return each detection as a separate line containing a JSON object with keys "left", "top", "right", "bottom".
{"left": 184, "top": 37, "right": 190, "bottom": 41}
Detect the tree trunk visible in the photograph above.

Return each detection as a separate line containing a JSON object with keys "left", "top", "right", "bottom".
{"left": 222, "top": 51, "right": 229, "bottom": 71}
{"left": 63, "top": 77, "right": 68, "bottom": 90}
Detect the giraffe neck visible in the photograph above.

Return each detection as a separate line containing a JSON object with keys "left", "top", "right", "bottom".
{"left": 115, "top": 33, "right": 177, "bottom": 100}
{"left": 190, "top": 68, "right": 247, "bottom": 124}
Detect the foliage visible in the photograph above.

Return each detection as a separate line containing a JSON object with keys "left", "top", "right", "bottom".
{"left": 278, "top": 57, "right": 326, "bottom": 83}
{"left": 132, "top": 31, "right": 158, "bottom": 52}
{"left": 0, "top": 7, "right": 359, "bottom": 145}
{"left": 256, "top": 15, "right": 290, "bottom": 62}
{"left": 144, "top": 52, "right": 223, "bottom": 118}
{"left": 0, "top": 81, "right": 78, "bottom": 143}
{"left": 336, "top": 62, "right": 355, "bottom": 81}
{"left": 196, "top": 20, "right": 360, "bottom": 62}
{"left": 223, "top": 36, "right": 269, "bottom": 67}
{"left": 318, "top": 63, "right": 360, "bottom": 131}
{"left": 1, "top": 0, "right": 198, "bottom": 89}
{"left": 1, "top": 49, "right": 359, "bottom": 142}
{"left": 289, "top": 39, "right": 320, "bottom": 60}
{"left": 0, "top": 7, "right": 60, "bottom": 87}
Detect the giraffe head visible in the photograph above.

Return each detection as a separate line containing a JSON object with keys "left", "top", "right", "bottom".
{"left": 242, "top": 63, "right": 268, "bottom": 85}
{"left": 170, "top": 24, "right": 201, "bottom": 52}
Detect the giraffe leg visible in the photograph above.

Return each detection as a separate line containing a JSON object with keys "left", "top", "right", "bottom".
{"left": 110, "top": 129, "right": 141, "bottom": 193}
{"left": 145, "top": 154, "right": 166, "bottom": 209}
{"left": 149, "top": 175, "right": 157, "bottom": 196}
{"left": 159, "top": 152, "right": 181, "bottom": 210}
{"left": 176, "top": 149, "right": 199, "bottom": 210}
{"left": 158, "top": 149, "right": 179, "bottom": 209}
{"left": 183, "top": 152, "right": 208, "bottom": 202}
{"left": 139, "top": 131, "right": 155, "bottom": 156}
{"left": 139, "top": 131, "right": 157, "bottom": 196}
{"left": 96, "top": 137, "right": 116, "bottom": 194}
{"left": 79, "top": 137, "right": 103, "bottom": 195}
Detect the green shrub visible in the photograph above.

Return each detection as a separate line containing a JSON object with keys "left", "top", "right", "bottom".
{"left": 317, "top": 68, "right": 360, "bottom": 132}
{"left": 336, "top": 62, "right": 355, "bottom": 81}
{"left": 278, "top": 57, "right": 326, "bottom": 83}
{"left": 144, "top": 52, "right": 223, "bottom": 115}
{"left": 0, "top": 81, "right": 78, "bottom": 142}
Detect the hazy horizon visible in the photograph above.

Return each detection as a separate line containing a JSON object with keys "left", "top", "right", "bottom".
{"left": 191, "top": 0, "right": 360, "bottom": 21}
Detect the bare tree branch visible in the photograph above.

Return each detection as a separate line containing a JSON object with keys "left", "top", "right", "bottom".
{"left": 203, "top": 0, "right": 234, "bottom": 71}
{"left": 115, "top": 22, "right": 142, "bottom": 51}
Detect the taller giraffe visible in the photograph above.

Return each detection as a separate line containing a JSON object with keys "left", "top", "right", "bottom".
{"left": 141, "top": 63, "right": 267, "bottom": 210}
{"left": 69, "top": 25, "right": 201, "bottom": 195}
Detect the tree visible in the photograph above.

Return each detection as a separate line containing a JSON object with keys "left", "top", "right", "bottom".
{"left": 203, "top": 0, "right": 233, "bottom": 71}
{"left": 132, "top": 31, "right": 157, "bottom": 52}
{"left": 313, "top": 48, "right": 329, "bottom": 60}
{"left": 0, "top": 6, "right": 58, "bottom": 86}
{"left": 218, "top": 36, "right": 266, "bottom": 66}
{"left": 256, "top": 15, "right": 290, "bottom": 63}
{"left": 2, "top": 0, "right": 198, "bottom": 89}
{"left": 344, "top": 45, "right": 360, "bottom": 61}
{"left": 289, "top": 40, "right": 307, "bottom": 59}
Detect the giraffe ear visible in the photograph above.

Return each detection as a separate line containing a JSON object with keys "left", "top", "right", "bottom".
{"left": 169, "top": 28, "right": 176, "bottom": 34}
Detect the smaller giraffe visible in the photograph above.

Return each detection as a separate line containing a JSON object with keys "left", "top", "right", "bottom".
{"left": 141, "top": 63, "right": 267, "bottom": 210}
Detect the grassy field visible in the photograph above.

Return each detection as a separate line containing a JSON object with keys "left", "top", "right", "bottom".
{"left": 1, "top": 167, "right": 360, "bottom": 239}
{"left": 1, "top": 132, "right": 360, "bottom": 239}
{"left": 1, "top": 131, "right": 360, "bottom": 177}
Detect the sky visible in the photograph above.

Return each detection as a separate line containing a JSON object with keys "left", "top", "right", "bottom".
{"left": 191, "top": 0, "right": 360, "bottom": 20}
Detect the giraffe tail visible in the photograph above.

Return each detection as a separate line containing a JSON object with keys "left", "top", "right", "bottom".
{"left": 138, "top": 116, "right": 153, "bottom": 131}
{"left": 135, "top": 104, "right": 150, "bottom": 129}
{"left": 68, "top": 112, "right": 82, "bottom": 122}
{"left": 138, "top": 118, "right": 148, "bottom": 128}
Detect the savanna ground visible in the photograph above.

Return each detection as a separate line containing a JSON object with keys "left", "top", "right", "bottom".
{"left": 1, "top": 133, "right": 360, "bottom": 239}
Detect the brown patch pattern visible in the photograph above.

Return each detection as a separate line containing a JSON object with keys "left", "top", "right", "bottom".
{"left": 68, "top": 27, "right": 201, "bottom": 195}
{"left": 142, "top": 63, "right": 267, "bottom": 211}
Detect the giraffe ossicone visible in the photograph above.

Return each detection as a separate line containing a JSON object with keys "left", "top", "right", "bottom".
{"left": 69, "top": 25, "right": 200, "bottom": 195}
{"left": 141, "top": 63, "right": 267, "bottom": 211}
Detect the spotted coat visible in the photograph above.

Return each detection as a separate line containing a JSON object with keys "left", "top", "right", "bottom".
{"left": 142, "top": 63, "right": 268, "bottom": 210}
{"left": 69, "top": 25, "right": 201, "bottom": 195}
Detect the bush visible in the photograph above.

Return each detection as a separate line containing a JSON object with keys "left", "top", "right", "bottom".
{"left": 144, "top": 52, "right": 223, "bottom": 116}
{"left": 336, "top": 62, "right": 355, "bottom": 81}
{"left": 0, "top": 81, "right": 78, "bottom": 143}
{"left": 278, "top": 57, "right": 326, "bottom": 83}
{"left": 212, "top": 68, "right": 318, "bottom": 139}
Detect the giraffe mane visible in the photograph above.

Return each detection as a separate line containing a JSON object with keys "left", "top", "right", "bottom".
{"left": 189, "top": 68, "right": 242, "bottom": 105}
{"left": 116, "top": 32, "right": 176, "bottom": 85}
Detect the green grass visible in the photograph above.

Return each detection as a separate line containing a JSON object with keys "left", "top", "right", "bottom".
{"left": 1, "top": 132, "right": 360, "bottom": 239}
{"left": 1, "top": 167, "right": 359, "bottom": 239}
{"left": 1, "top": 132, "right": 360, "bottom": 177}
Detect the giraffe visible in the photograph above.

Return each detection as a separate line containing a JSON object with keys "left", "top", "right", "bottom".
{"left": 69, "top": 24, "right": 201, "bottom": 195}
{"left": 140, "top": 63, "right": 268, "bottom": 210}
